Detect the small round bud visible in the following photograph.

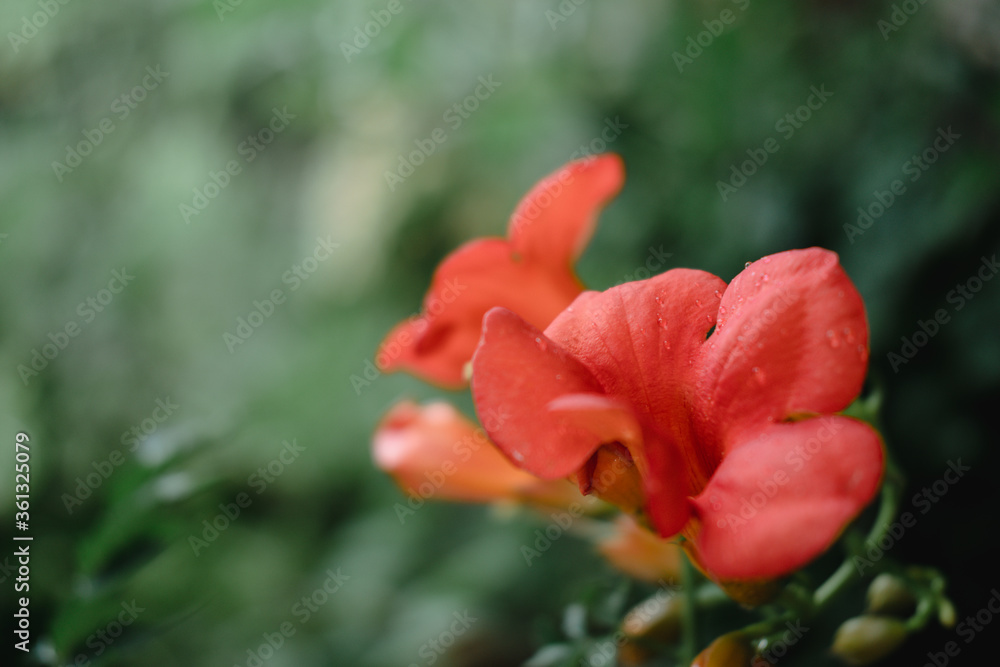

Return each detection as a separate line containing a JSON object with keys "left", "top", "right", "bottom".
{"left": 938, "top": 598, "right": 957, "bottom": 627}
{"left": 866, "top": 573, "right": 917, "bottom": 616}
{"left": 622, "top": 592, "right": 683, "bottom": 644}
{"left": 831, "top": 616, "right": 908, "bottom": 665}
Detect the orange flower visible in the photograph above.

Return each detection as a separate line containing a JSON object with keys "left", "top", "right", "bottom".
{"left": 373, "top": 400, "right": 579, "bottom": 507}
{"left": 376, "top": 154, "right": 624, "bottom": 388}
{"left": 598, "top": 515, "right": 681, "bottom": 584}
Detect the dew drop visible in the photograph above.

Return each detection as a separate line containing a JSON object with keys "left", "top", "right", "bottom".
{"left": 857, "top": 345, "right": 869, "bottom": 362}
{"left": 843, "top": 327, "right": 856, "bottom": 344}
{"left": 751, "top": 367, "right": 767, "bottom": 384}
{"left": 762, "top": 274, "right": 769, "bottom": 282}
{"left": 663, "top": 340, "right": 671, "bottom": 350}
{"left": 719, "top": 305, "right": 727, "bottom": 317}
{"left": 511, "top": 451, "right": 525, "bottom": 462}
{"left": 695, "top": 298, "right": 702, "bottom": 307}
{"left": 657, "top": 317, "right": 668, "bottom": 330}
{"left": 826, "top": 329, "right": 841, "bottom": 348}
{"left": 762, "top": 257, "right": 771, "bottom": 264}
{"left": 534, "top": 337, "right": 547, "bottom": 351}
{"left": 714, "top": 289, "right": 722, "bottom": 299}
{"left": 745, "top": 261, "right": 752, "bottom": 268}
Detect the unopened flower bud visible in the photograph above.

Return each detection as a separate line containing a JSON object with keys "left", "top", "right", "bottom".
{"left": 622, "top": 591, "right": 684, "bottom": 644}
{"left": 691, "top": 632, "right": 754, "bottom": 667}
{"left": 831, "top": 616, "right": 908, "bottom": 665}
{"left": 617, "top": 638, "right": 652, "bottom": 666}
{"left": 938, "top": 598, "right": 957, "bottom": 627}
{"left": 866, "top": 573, "right": 916, "bottom": 616}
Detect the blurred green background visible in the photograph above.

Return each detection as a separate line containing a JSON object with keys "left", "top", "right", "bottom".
{"left": 2, "top": 0, "right": 999, "bottom": 665}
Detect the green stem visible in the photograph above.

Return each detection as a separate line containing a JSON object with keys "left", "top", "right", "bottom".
{"left": 905, "top": 594, "right": 937, "bottom": 633}
{"left": 814, "top": 458, "right": 903, "bottom": 607}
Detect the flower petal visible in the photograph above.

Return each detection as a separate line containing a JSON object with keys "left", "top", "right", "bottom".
{"left": 547, "top": 393, "right": 691, "bottom": 534}
{"left": 544, "top": 270, "right": 727, "bottom": 496}
{"left": 508, "top": 153, "right": 625, "bottom": 272}
{"left": 598, "top": 515, "right": 682, "bottom": 584}
{"left": 373, "top": 400, "right": 579, "bottom": 506}
{"left": 377, "top": 238, "right": 582, "bottom": 388}
{"left": 696, "top": 248, "right": 870, "bottom": 447}
{"left": 690, "top": 416, "right": 884, "bottom": 579}
{"left": 471, "top": 308, "right": 610, "bottom": 479}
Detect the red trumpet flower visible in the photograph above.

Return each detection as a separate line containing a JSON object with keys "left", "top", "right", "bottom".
{"left": 376, "top": 154, "right": 624, "bottom": 388}
{"left": 471, "top": 248, "right": 884, "bottom": 581}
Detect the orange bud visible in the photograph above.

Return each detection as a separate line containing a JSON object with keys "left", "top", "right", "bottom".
{"left": 373, "top": 400, "right": 580, "bottom": 506}
{"left": 691, "top": 632, "right": 754, "bottom": 667}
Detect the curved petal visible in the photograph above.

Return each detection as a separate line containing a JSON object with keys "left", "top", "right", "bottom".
{"left": 471, "top": 308, "right": 611, "bottom": 479}
{"left": 508, "top": 153, "right": 625, "bottom": 272}
{"left": 373, "top": 400, "right": 580, "bottom": 506}
{"left": 545, "top": 269, "right": 728, "bottom": 493}
{"left": 689, "top": 417, "right": 884, "bottom": 580}
{"left": 376, "top": 238, "right": 582, "bottom": 388}
{"left": 696, "top": 248, "right": 870, "bottom": 447}
{"left": 548, "top": 394, "right": 652, "bottom": 515}
{"left": 547, "top": 394, "right": 691, "bottom": 534}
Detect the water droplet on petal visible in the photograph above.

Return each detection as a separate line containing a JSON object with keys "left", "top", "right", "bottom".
{"left": 843, "top": 327, "right": 856, "bottom": 343}
{"left": 762, "top": 257, "right": 771, "bottom": 264}
{"left": 714, "top": 289, "right": 722, "bottom": 299}
{"left": 511, "top": 450, "right": 524, "bottom": 462}
{"left": 535, "top": 337, "right": 547, "bottom": 351}
{"left": 663, "top": 340, "right": 671, "bottom": 350}
{"left": 826, "top": 330, "right": 841, "bottom": 348}
{"left": 745, "top": 261, "right": 752, "bottom": 268}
